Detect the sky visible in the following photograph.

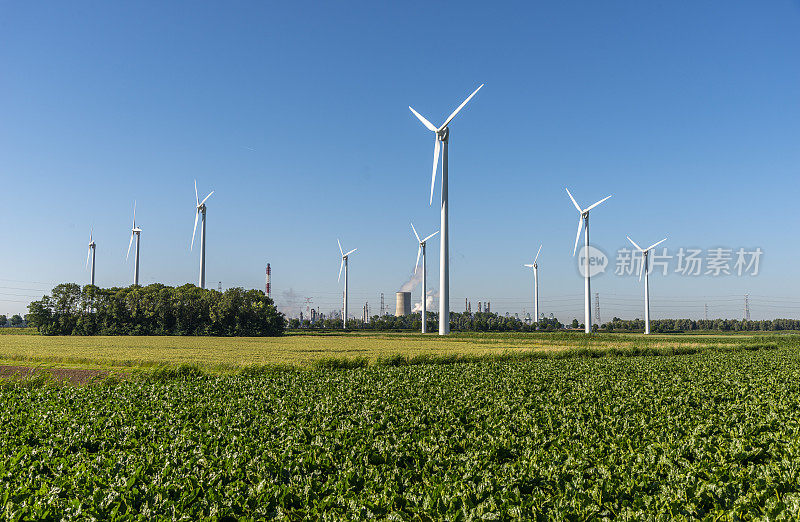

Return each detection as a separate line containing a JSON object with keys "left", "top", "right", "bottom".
{"left": 1, "top": 1, "right": 799, "bottom": 322}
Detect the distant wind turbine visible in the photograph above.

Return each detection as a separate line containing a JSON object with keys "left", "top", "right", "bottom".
{"left": 627, "top": 236, "right": 667, "bottom": 335}
{"left": 523, "top": 245, "right": 542, "bottom": 326}
{"left": 191, "top": 180, "right": 214, "bottom": 289}
{"left": 566, "top": 188, "right": 612, "bottom": 333}
{"left": 126, "top": 201, "right": 142, "bottom": 286}
{"left": 409, "top": 84, "right": 483, "bottom": 335}
{"left": 86, "top": 228, "right": 96, "bottom": 286}
{"left": 411, "top": 223, "right": 439, "bottom": 334}
{"left": 338, "top": 239, "right": 357, "bottom": 329}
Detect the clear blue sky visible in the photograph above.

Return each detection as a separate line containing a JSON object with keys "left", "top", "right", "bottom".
{"left": 1, "top": 1, "right": 799, "bottom": 321}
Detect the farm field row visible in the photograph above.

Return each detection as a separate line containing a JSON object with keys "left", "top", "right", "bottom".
{"left": 0, "top": 330, "right": 776, "bottom": 370}
{"left": 1, "top": 347, "right": 798, "bottom": 518}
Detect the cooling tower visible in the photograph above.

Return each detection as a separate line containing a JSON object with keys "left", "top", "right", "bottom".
{"left": 395, "top": 292, "right": 411, "bottom": 316}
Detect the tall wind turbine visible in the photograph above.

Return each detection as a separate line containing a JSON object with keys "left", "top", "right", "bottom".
{"left": 191, "top": 180, "right": 214, "bottom": 289}
{"left": 126, "top": 201, "right": 142, "bottom": 286}
{"left": 566, "top": 188, "right": 612, "bottom": 334}
{"left": 409, "top": 84, "right": 483, "bottom": 335}
{"left": 338, "top": 239, "right": 357, "bottom": 329}
{"left": 86, "top": 228, "right": 96, "bottom": 286}
{"left": 523, "top": 245, "right": 542, "bottom": 326}
{"left": 627, "top": 236, "right": 667, "bottom": 335}
{"left": 411, "top": 223, "right": 439, "bottom": 334}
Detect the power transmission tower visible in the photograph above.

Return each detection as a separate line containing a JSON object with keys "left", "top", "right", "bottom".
{"left": 745, "top": 294, "right": 750, "bottom": 321}
{"left": 704, "top": 303, "right": 708, "bottom": 321}
{"left": 380, "top": 293, "right": 385, "bottom": 317}
{"left": 594, "top": 292, "right": 601, "bottom": 325}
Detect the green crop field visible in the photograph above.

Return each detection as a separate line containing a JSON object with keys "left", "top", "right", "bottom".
{"left": 2, "top": 344, "right": 799, "bottom": 519}
{"left": 0, "top": 329, "right": 781, "bottom": 371}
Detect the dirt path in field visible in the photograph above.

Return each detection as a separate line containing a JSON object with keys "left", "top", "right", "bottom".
{"left": 0, "top": 365, "right": 124, "bottom": 384}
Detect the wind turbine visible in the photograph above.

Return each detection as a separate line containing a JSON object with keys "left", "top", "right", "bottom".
{"left": 523, "top": 245, "right": 542, "bottom": 326}
{"left": 409, "top": 84, "right": 483, "bottom": 335}
{"left": 191, "top": 180, "right": 214, "bottom": 289}
{"left": 86, "top": 228, "right": 96, "bottom": 286}
{"left": 126, "top": 201, "right": 141, "bottom": 286}
{"left": 626, "top": 236, "right": 667, "bottom": 335}
{"left": 566, "top": 188, "right": 612, "bottom": 334}
{"left": 411, "top": 223, "right": 439, "bottom": 334}
{"left": 338, "top": 239, "right": 357, "bottom": 329}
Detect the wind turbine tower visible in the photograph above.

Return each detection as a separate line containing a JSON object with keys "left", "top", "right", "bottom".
{"left": 338, "top": 239, "right": 357, "bottom": 329}
{"left": 410, "top": 84, "right": 483, "bottom": 335}
{"left": 86, "top": 229, "right": 96, "bottom": 286}
{"left": 411, "top": 223, "right": 439, "bottom": 334}
{"left": 566, "top": 188, "right": 612, "bottom": 334}
{"left": 126, "top": 202, "right": 142, "bottom": 286}
{"left": 626, "top": 236, "right": 667, "bottom": 335}
{"left": 191, "top": 180, "right": 214, "bottom": 289}
{"left": 523, "top": 245, "right": 542, "bottom": 325}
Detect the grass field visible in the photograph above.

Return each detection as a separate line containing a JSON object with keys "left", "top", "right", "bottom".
{"left": 0, "top": 329, "right": 785, "bottom": 371}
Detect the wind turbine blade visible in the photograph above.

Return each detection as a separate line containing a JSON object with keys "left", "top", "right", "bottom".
{"left": 585, "top": 195, "right": 612, "bottom": 212}
{"left": 86, "top": 246, "right": 91, "bottom": 268}
{"left": 191, "top": 210, "right": 199, "bottom": 251}
{"left": 573, "top": 216, "right": 584, "bottom": 257}
{"left": 409, "top": 106, "right": 437, "bottom": 132}
{"left": 345, "top": 248, "right": 357, "bottom": 256}
{"left": 200, "top": 191, "right": 214, "bottom": 206}
{"left": 338, "top": 239, "right": 343, "bottom": 256}
{"left": 194, "top": 179, "right": 199, "bottom": 206}
{"left": 440, "top": 84, "right": 484, "bottom": 129}
{"left": 524, "top": 264, "right": 534, "bottom": 268}
{"left": 534, "top": 244, "right": 542, "bottom": 264}
{"left": 89, "top": 227, "right": 93, "bottom": 243}
{"left": 127, "top": 232, "right": 134, "bottom": 260}
{"left": 626, "top": 236, "right": 643, "bottom": 252}
{"left": 423, "top": 230, "right": 439, "bottom": 242}
{"left": 646, "top": 238, "right": 668, "bottom": 252}
{"left": 429, "top": 137, "right": 440, "bottom": 205}
{"left": 411, "top": 222, "right": 421, "bottom": 243}
{"left": 338, "top": 258, "right": 344, "bottom": 282}
{"left": 565, "top": 188, "right": 581, "bottom": 212}
{"left": 415, "top": 245, "right": 421, "bottom": 273}
{"left": 132, "top": 201, "right": 136, "bottom": 227}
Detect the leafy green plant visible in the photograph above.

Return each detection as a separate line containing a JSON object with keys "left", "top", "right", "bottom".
{"left": 2, "top": 348, "right": 800, "bottom": 518}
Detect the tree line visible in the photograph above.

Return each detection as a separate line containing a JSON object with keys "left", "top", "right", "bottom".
{"left": 27, "top": 283, "right": 284, "bottom": 336}
{"left": 602, "top": 317, "right": 800, "bottom": 332}
{"left": 289, "top": 312, "right": 800, "bottom": 333}
{"left": 0, "top": 314, "right": 24, "bottom": 327}
{"left": 287, "top": 312, "right": 564, "bottom": 332}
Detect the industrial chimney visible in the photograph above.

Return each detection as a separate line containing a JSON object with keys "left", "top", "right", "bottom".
{"left": 395, "top": 292, "right": 411, "bottom": 316}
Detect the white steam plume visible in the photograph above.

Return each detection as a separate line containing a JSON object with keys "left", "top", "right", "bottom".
{"left": 412, "top": 290, "right": 437, "bottom": 312}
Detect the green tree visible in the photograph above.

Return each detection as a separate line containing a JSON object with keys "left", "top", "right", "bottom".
{"left": 10, "top": 314, "right": 23, "bottom": 326}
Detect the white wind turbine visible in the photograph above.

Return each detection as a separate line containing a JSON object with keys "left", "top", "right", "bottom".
{"left": 126, "top": 201, "right": 142, "bottom": 286}
{"left": 338, "top": 239, "right": 357, "bottom": 329}
{"left": 411, "top": 223, "right": 439, "bottom": 334}
{"left": 566, "top": 188, "right": 612, "bottom": 334}
{"left": 191, "top": 180, "right": 214, "bottom": 289}
{"left": 523, "top": 245, "right": 542, "bottom": 326}
{"left": 626, "top": 236, "right": 667, "bottom": 335}
{"left": 86, "top": 228, "right": 96, "bottom": 286}
{"left": 410, "top": 84, "right": 483, "bottom": 335}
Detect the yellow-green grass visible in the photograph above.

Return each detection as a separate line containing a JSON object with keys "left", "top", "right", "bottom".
{"left": 0, "top": 330, "right": 776, "bottom": 372}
